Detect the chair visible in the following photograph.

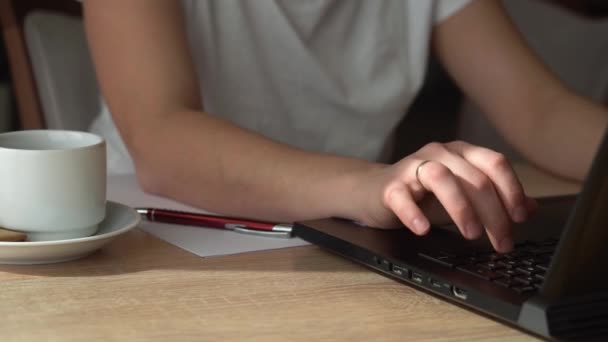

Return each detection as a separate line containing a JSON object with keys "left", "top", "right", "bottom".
{"left": 0, "top": 0, "right": 99, "bottom": 130}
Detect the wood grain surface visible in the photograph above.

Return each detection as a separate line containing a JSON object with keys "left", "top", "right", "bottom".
{"left": 0, "top": 164, "right": 577, "bottom": 341}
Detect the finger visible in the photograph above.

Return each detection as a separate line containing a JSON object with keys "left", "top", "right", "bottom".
{"left": 413, "top": 160, "right": 484, "bottom": 242}
{"left": 418, "top": 194, "right": 451, "bottom": 225}
{"left": 525, "top": 196, "right": 539, "bottom": 214}
{"left": 447, "top": 141, "right": 528, "bottom": 223}
{"left": 385, "top": 185, "right": 430, "bottom": 235}
{"left": 421, "top": 144, "right": 513, "bottom": 251}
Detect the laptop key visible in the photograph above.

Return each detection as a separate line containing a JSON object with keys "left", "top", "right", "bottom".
{"left": 487, "top": 253, "right": 505, "bottom": 262}
{"left": 464, "top": 255, "right": 479, "bottom": 263}
{"left": 456, "top": 264, "right": 504, "bottom": 280}
{"left": 497, "top": 269, "right": 517, "bottom": 278}
{"left": 497, "top": 260, "right": 520, "bottom": 269}
{"left": 536, "top": 262, "right": 550, "bottom": 272}
{"left": 477, "top": 261, "right": 504, "bottom": 271}
{"left": 533, "top": 273, "right": 545, "bottom": 281}
{"left": 512, "top": 285, "right": 537, "bottom": 294}
{"left": 442, "top": 257, "right": 470, "bottom": 267}
{"left": 494, "top": 276, "right": 522, "bottom": 287}
{"left": 418, "top": 252, "right": 468, "bottom": 268}
{"left": 515, "top": 266, "right": 537, "bottom": 276}
{"left": 521, "top": 257, "right": 538, "bottom": 266}
{"left": 417, "top": 252, "right": 452, "bottom": 267}
{"left": 493, "top": 279, "right": 513, "bottom": 288}
{"left": 514, "top": 275, "right": 536, "bottom": 285}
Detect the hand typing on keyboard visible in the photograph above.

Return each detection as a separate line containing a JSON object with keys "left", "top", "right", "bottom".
{"left": 355, "top": 141, "right": 538, "bottom": 253}
{"left": 418, "top": 238, "right": 557, "bottom": 294}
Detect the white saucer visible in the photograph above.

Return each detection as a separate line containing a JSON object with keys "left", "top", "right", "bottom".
{"left": 0, "top": 201, "right": 140, "bottom": 265}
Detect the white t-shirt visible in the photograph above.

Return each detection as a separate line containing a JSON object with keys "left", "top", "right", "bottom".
{"left": 89, "top": 0, "right": 471, "bottom": 173}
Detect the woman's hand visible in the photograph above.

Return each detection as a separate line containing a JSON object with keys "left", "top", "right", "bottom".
{"left": 356, "top": 141, "right": 537, "bottom": 253}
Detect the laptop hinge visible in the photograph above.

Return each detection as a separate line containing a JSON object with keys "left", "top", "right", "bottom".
{"left": 518, "top": 297, "right": 550, "bottom": 337}
{"left": 519, "top": 293, "right": 608, "bottom": 340}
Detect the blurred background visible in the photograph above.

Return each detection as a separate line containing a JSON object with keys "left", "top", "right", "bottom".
{"left": 396, "top": 0, "right": 608, "bottom": 160}
{"left": 0, "top": 0, "right": 607, "bottom": 161}
{"left": 0, "top": 41, "right": 12, "bottom": 132}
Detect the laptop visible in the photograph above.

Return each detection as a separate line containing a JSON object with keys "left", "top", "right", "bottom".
{"left": 294, "top": 128, "right": 608, "bottom": 341}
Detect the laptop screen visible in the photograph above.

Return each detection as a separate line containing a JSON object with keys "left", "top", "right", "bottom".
{"left": 542, "top": 126, "right": 608, "bottom": 298}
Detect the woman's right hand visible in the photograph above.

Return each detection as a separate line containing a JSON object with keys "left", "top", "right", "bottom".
{"left": 353, "top": 141, "right": 537, "bottom": 253}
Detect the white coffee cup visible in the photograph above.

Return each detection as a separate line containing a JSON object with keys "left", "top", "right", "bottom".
{"left": 0, "top": 130, "right": 106, "bottom": 241}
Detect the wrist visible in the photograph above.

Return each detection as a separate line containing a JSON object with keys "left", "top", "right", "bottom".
{"left": 324, "top": 160, "right": 387, "bottom": 222}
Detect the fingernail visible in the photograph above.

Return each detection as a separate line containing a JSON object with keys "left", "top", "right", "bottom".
{"left": 512, "top": 206, "right": 527, "bottom": 223}
{"left": 412, "top": 217, "right": 429, "bottom": 234}
{"left": 526, "top": 197, "right": 539, "bottom": 212}
{"left": 499, "top": 237, "right": 513, "bottom": 253}
{"left": 465, "top": 222, "right": 483, "bottom": 239}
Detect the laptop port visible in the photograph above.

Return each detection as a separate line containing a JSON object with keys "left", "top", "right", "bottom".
{"left": 451, "top": 286, "right": 468, "bottom": 300}
{"left": 391, "top": 264, "right": 409, "bottom": 278}
{"left": 428, "top": 277, "right": 453, "bottom": 295}
{"left": 429, "top": 278, "right": 443, "bottom": 289}
{"left": 373, "top": 256, "right": 382, "bottom": 266}
{"left": 411, "top": 272, "right": 424, "bottom": 284}
{"left": 373, "top": 256, "right": 391, "bottom": 271}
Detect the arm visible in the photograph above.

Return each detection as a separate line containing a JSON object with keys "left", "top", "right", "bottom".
{"left": 433, "top": 0, "right": 608, "bottom": 181}
{"left": 83, "top": 0, "right": 374, "bottom": 222}
{"left": 84, "top": 0, "right": 534, "bottom": 252}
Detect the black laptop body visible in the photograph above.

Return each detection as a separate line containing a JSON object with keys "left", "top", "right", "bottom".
{"left": 294, "top": 129, "right": 608, "bottom": 341}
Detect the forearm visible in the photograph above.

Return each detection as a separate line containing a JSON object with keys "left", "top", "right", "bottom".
{"left": 128, "top": 110, "right": 382, "bottom": 222}
{"left": 433, "top": 0, "right": 607, "bottom": 182}
{"left": 82, "top": 0, "right": 383, "bottom": 223}
{"left": 515, "top": 92, "right": 607, "bottom": 181}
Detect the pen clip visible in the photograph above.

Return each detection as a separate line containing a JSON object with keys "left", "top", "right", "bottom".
{"left": 225, "top": 223, "right": 247, "bottom": 230}
{"left": 232, "top": 227, "right": 292, "bottom": 239}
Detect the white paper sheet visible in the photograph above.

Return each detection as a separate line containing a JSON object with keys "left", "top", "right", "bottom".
{"left": 107, "top": 174, "right": 309, "bottom": 257}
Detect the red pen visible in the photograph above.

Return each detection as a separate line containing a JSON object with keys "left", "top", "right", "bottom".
{"left": 136, "top": 208, "right": 293, "bottom": 238}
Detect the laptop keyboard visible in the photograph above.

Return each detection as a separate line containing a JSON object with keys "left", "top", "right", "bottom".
{"left": 418, "top": 238, "right": 558, "bottom": 295}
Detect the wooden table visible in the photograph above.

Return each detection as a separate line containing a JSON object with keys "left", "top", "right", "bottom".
{"left": 0, "top": 165, "right": 580, "bottom": 341}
